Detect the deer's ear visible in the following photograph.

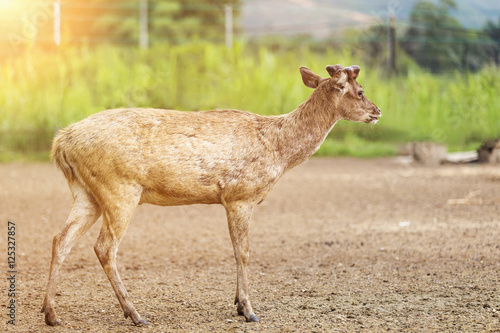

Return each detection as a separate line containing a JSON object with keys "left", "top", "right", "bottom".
{"left": 300, "top": 67, "right": 325, "bottom": 89}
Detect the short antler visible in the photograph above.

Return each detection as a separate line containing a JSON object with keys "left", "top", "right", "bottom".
{"left": 326, "top": 64, "right": 343, "bottom": 77}
{"left": 344, "top": 65, "right": 361, "bottom": 79}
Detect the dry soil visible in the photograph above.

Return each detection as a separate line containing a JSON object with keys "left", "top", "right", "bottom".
{"left": 1, "top": 158, "right": 499, "bottom": 332}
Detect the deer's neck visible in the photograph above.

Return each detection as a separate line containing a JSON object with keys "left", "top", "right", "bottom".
{"left": 278, "top": 91, "right": 340, "bottom": 170}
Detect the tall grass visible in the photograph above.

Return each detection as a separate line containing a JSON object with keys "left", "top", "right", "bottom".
{"left": 1, "top": 42, "right": 499, "bottom": 160}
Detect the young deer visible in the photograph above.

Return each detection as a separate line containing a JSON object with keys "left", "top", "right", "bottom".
{"left": 42, "top": 64, "right": 381, "bottom": 326}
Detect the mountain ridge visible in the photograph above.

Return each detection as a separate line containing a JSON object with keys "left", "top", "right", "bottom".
{"left": 241, "top": 0, "right": 500, "bottom": 39}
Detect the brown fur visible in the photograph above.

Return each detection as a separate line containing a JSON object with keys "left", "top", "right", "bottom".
{"left": 41, "top": 65, "right": 381, "bottom": 326}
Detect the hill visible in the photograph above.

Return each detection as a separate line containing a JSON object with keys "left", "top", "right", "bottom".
{"left": 241, "top": 0, "right": 500, "bottom": 39}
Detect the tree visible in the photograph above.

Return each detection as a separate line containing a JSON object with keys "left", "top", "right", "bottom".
{"left": 401, "top": 0, "right": 469, "bottom": 72}
{"left": 483, "top": 17, "right": 500, "bottom": 65}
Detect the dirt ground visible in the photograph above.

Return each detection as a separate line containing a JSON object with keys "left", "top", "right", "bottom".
{"left": 1, "top": 157, "right": 499, "bottom": 332}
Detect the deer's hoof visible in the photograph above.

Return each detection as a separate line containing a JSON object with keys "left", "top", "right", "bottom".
{"left": 246, "top": 314, "right": 260, "bottom": 322}
{"left": 134, "top": 319, "right": 149, "bottom": 326}
{"left": 42, "top": 306, "right": 61, "bottom": 326}
{"left": 44, "top": 314, "right": 61, "bottom": 326}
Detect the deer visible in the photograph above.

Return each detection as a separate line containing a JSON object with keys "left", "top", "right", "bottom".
{"left": 41, "top": 64, "right": 381, "bottom": 326}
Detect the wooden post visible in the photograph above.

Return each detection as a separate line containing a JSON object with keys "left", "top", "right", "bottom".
{"left": 54, "top": 1, "right": 61, "bottom": 46}
{"left": 388, "top": 13, "right": 396, "bottom": 75}
{"left": 225, "top": 4, "right": 233, "bottom": 48}
{"left": 139, "top": 0, "right": 148, "bottom": 49}
{"left": 461, "top": 43, "right": 468, "bottom": 72}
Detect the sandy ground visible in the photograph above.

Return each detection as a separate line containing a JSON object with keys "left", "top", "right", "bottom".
{"left": 1, "top": 158, "right": 499, "bottom": 332}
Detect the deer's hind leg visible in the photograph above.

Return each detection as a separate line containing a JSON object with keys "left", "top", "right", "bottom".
{"left": 42, "top": 181, "right": 102, "bottom": 326}
{"left": 93, "top": 184, "right": 147, "bottom": 325}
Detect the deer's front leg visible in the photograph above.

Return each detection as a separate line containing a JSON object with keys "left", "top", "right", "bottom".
{"left": 224, "top": 201, "right": 260, "bottom": 322}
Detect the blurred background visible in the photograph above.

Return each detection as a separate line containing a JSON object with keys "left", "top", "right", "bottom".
{"left": 0, "top": 0, "right": 499, "bottom": 161}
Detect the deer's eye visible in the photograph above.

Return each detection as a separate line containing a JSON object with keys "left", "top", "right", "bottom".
{"left": 358, "top": 90, "right": 364, "bottom": 97}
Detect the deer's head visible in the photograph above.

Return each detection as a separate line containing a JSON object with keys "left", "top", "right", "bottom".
{"left": 300, "top": 65, "right": 381, "bottom": 124}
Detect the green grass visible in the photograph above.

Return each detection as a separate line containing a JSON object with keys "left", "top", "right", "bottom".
{"left": 1, "top": 42, "right": 499, "bottom": 161}
{"left": 316, "top": 135, "right": 398, "bottom": 158}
